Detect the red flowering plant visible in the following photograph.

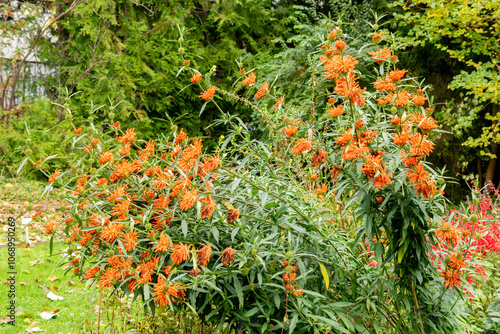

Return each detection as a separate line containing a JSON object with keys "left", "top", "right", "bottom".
{"left": 431, "top": 181, "right": 500, "bottom": 331}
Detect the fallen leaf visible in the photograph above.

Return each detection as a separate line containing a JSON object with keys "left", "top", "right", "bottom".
{"left": 22, "top": 270, "right": 29, "bottom": 274}
{"left": 30, "top": 260, "right": 44, "bottom": 267}
{"left": 38, "top": 285, "right": 50, "bottom": 292}
{"left": 26, "top": 321, "right": 41, "bottom": 332}
{"left": 39, "top": 312, "right": 57, "bottom": 320}
{"left": 24, "top": 318, "right": 31, "bottom": 323}
{"left": 65, "top": 289, "right": 74, "bottom": 294}
{"left": 47, "top": 275, "right": 59, "bottom": 282}
{"left": 49, "top": 284, "right": 58, "bottom": 291}
{"left": 68, "top": 280, "right": 76, "bottom": 286}
{"left": 19, "top": 282, "right": 26, "bottom": 286}
{"left": 46, "top": 291, "right": 64, "bottom": 301}
{"left": 16, "top": 312, "right": 34, "bottom": 318}
{"left": 61, "top": 265, "right": 70, "bottom": 270}
{"left": 0, "top": 316, "right": 14, "bottom": 324}
{"left": 35, "top": 278, "right": 40, "bottom": 283}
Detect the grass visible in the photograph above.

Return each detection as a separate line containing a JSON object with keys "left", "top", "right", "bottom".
{"left": 0, "top": 241, "right": 98, "bottom": 333}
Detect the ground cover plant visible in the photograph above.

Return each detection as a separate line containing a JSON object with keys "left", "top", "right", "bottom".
{"left": 13, "top": 18, "right": 498, "bottom": 333}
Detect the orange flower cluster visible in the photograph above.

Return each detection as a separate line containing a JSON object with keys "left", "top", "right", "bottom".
{"left": 199, "top": 86, "right": 216, "bottom": 101}
{"left": 190, "top": 73, "right": 202, "bottom": 84}
{"left": 55, "top": 127, "right": 243, "bottom": 302}
{"left": 282, "top": 261, "right": 303, "bottom": 297}
{"left": 440, "top": 254, "right": 467, "bottom": 290}
{"left": 254, "top": 82, "right": 269, "bottom": 99}
{"left": 242, "top": 72, "right": 256, "bottom": 86}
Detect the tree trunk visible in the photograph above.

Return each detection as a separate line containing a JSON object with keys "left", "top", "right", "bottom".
{"left": 485, "top": 104, "right": 500, "bottom": 185}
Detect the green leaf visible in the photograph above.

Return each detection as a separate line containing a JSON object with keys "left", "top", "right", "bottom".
{"left": 211, "top": 226, "right": 219, "bottom": 243}
{"left": 289, "top": 313, "right": 298, "bottom": 333}
{"left": 234, "top": 276, "right": 244, "bottom": 309}
{"left": 17, "top": 157, "right": 28, "bottom": 175}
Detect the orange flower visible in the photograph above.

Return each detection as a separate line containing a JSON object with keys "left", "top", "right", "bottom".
{"left": 221, "top": 246, "right": 235, "bottom": 265}
{"left": 341, "top": 141, "right": 369, "bottom": 161}
{"left": 201, "top": 201, "right": 216, "bottom": 219}
{"left": 112, "top": 121, "right": 120, "bottom": 128}
{"left": 412, "top": 94, "right": 427, "bottom": 107}
{"left": 190, "top": 73, "right": 202, "bottom": 84}
{"left": 239, "top": 68, "right": 246, "bottom": 74}
{"left": 100, "top": 222, "right": 124, "bottom": 242}
{"left": 85, "top": 267, "right": 99, "bottom": 280}
{"left": 120, "top": 231, "right": 138, "bottom": 251}
{"left": 175, "top": 128, "right": 187, "bottom": 143}
{"left": 334, "top": 72, "right": 366, "bottom": 105}
{"left": 440, "top": 268, "right": 463, "bottom": 290}
{"left": 337, "top": 129, "right": 353, "bottom": 146}
{"left": 254, "top": 82, "right": 269, "bottom": 99}
{"left": 292, "top": 138, "right": 312, "bottom": 154}
{"left": 197, "top": 244, "right": 212, "bottom": 266}
{"left": 387, "top": 69, "right": 407, "bottom": 82}
{"left": 199, "top": 86, "right": 216, "bottom": 101}
{"left": 419, "top": 117, "right": 438, "bottom": 130}
{"left": 48, "top": 169, "right": 61, "bottom": 184}
{"left": 324, "top": 55, "right": 359, "bottom": 74}
{"left": 284, "top": 125, "right": 298, "bottom": 137}
{"left": 118, "top": 143, "right": 131, "bottom": 156}
{"left": 242, "top": 72, "right": 256, "bottom": 86}
{"left": 154, "top": 232, "right": 171, "bottom": 252}
{"left": 171, "top": 242, "right": 191, "bottom": 265}
{"left": 99, "top": 267, "right": 121, "bottom": 290}
{"left": 314, "top": 183, "right": 327, "bottom": 194}
{"left": 227, "top": 208, "right": 240, "bottom": 224}
{"left": 183, "top": 60, "right": 190, "bottom": 66}
{"left": 369, "top": 47, "right": 392, "bottom": 64}
{"left": 311, "top": 149, "right": 329, "bottom": 167}
{"left": 327, "top": 105, "right": 344, "bottom": 117}
{"left": 198, "top": 155, "right": 221, "bottom": 176}
{"left": 335, "top": 39, "right": 346, "bottom": 50}
{"left": 372, "top": 169, "right": 393, "bottom": 188}
{"left": 435, "top": 222, "right": 459, "bottom": 247}
{"left": 273, "top": 96, "right": 285, "bottom": 110}
{"left": 409, "top": 133, "right": 434, "bottom": 157}
{"left": 180, "top": 188, "right": 198, "bottom": 211}
{"left": 310, "top": 174, "right": 318, "bottom": 180}
{"left": 373, "top": 77, "right": 396, "bottom": 92}
{"left": 73, "top": 128, "right": 82, "bottom": 134}
{"left": 45, "top": 220, "right": 57, "bottom": 235}
{"left": 393, "top": 130, "right": 411, "bottom": 146}
{"left": 99, "top": 151, "right": 114, "bottom": 165}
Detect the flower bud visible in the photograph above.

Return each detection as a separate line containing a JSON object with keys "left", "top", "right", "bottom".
{"left": 438, "top": 178, "right": 445, "bottom": 185}
{"left": 390, "top": 106, "right": 398, "bottom": 114}
{"left": 179, "top": 37, "right": 184, "bottom": 43}
{"left": 88, "top": 116, "right": 94, "bottom": 123}
{"left": 178, "top": 47, "right": 185, "bottom": 55}
{"left": 285, "top": 251, "right": 293, "bottom": 259}
{"left": 470, "top": 215, "right": 478, "bottom": 223}
{"left": 251, "top": 248, "right": 257, "bottom": 256}
{"left": 26, "top": 138, "right": 32, "bottom": 144}
{"left": 87, "top": 158, "right": 95, "bottom": 165}
{"left": 26, "top": 204, "right": 33, "bottom": 211}
{"left": 67, "top": 248, "right": 74, "bottom": 255}
{"left": 108, "top": 112, "right": 115, "bottom": 120}
{"left": 25, "top": 149, "right": 33, "bottom": 155}
{"left": 336, "top": 28, "right": 343, "bottom": 36}
{"left": 170, "top": 124, "right": 178, "bottom": 132}
{"left": 65, "top": 114, "right": 73, "bottom": 120}
{"left": 241, "top": 268, "right": 250, "bottom": 275}
{"left": 473, "top": 198, "right": 479, "bottom": 206}
{"left": 373, "top": 24, "right": 379, "bottom": 30}
{"left": 90, "top": 167, "right": 97, "bottom": 175}
{"left": 64, "top": 103, "right": 69, "bottom": 109}
{"left": 145, "top": 223, "right": 152, "bottom": 230}
{"left": 59, "top": 205, "right": 66, "bottom": 212}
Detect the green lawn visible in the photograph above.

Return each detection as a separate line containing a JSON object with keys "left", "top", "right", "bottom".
{"left": 0, "top": 241, "right": 97, "bottom": 334}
